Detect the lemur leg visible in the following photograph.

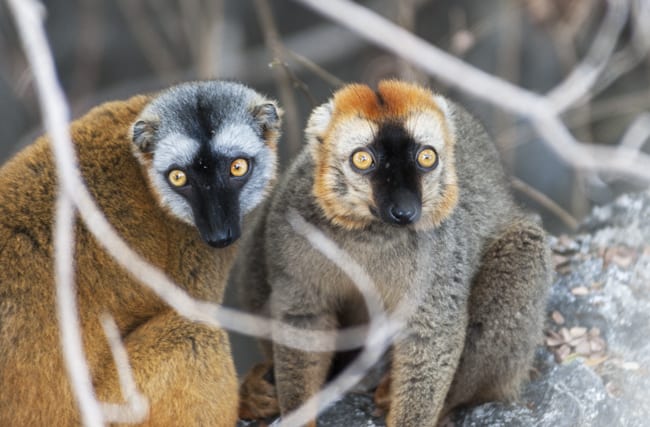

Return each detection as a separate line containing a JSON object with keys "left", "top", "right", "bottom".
{"left": 387, "top": 297, "right": 468, "bottom": 427}
{"left": 444, "top": 219, "right": 551, "bottom": 412}
{"left": 94, "top": 310, "right": 238, "bottom": 427}
{"left": 272, "top": 310, "right": 337, "bottom": 427}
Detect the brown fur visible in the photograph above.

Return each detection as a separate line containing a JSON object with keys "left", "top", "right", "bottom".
{"left": 0, "top": 96, "right": 238, "bottom": 426}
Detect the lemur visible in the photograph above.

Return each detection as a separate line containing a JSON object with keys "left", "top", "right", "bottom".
{"left": 0, "top": 81, "right": 280, "bottom": 426}
{"left": 232, "top": 80, "right": 551, "bottom": 426}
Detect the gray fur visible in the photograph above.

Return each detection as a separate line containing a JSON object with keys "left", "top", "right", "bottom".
{"left": 233, "top": 98, "right": 551, "bottom": 425}
{"left": 133, "top": 80, "right": 279, "bottom": 226}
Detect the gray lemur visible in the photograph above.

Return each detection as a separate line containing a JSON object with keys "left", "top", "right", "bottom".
{"left": 233, "top": 80, "right": 551, "bottom": 426}
{"left": 0, "top": 80, "right": 280, "bottom": 426}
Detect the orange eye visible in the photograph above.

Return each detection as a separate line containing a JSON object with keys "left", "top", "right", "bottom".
{"left": 230, "top": 158, "right": 249, "bottom": 177}
{"left": 417, "top": 148, "right": 438, "bottom": 169}
{"left": 351, "top": 150, "right": 374, "bottom": 171}
{"left": 168, "top": 169, "right": 187, "bottom": 187}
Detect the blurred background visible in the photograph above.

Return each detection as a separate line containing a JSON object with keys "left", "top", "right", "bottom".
{"left": 1, "top": 0, "right": 649, "bottom": 373}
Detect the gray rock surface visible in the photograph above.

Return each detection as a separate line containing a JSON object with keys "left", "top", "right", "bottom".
{"left": 239, "top": 191, "right": 650, "bottom": 426}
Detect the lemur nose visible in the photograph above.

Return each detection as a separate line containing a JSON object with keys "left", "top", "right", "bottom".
{"left": 389, "top": 205, "right": 419, "bottom": 225}
{"left": 207, "top": 227, "right": 240, "bottom": 248}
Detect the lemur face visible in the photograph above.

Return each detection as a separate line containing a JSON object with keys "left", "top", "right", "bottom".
{"left": 131, "top": 81, "right": 280, "bottom": 247}
{"left": 308, "top": 80, "right": 458, "bottom": 231}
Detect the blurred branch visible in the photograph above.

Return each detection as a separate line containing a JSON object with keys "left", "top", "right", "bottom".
{"left": 510, "top": 177, "right": 580, "bottom": 230}
{"left": 547, "top": 0, "right": 629, "bottom": 113}
{"left": 254, "top": 0, "right": 303, "bottom": 157}
{"left": 292, "top": 0, "right": 650, "bottom": 182}
{"left": 178, "top": 0, "right": 225, "bottom": 79}
{"left": 115, "top": 0, "right": 180, "bottom": 83}
{"left": 270, "top": 59, "right": 318, "bottom": 107}
{"left": 585, "top": 89, "right": 650, "bottom": 123}
{"left": 5, "top": 1, "right": 105, "bottom": 426}
{"left": 178, "top": 0, "right": 202, "bottom": 62}
{"left": 284, "top": 48, "right": 345, "bottom": 89}
{"left": 588, "top": 1, "right": 650, "bottom": 101}
{"left": 493, "top": 0, "right": 523, "bottom": 169}
{"left": 617, "top": 112, "right": 650, "bottom": 157}
{"left": 69, "top": 0, "right": 104, "bottom": 102}
{"left": 99, "top": 315, "right": 149, "bottom": 424}
{"left": 395, "top": 0, "right": 428, "bottom": 83}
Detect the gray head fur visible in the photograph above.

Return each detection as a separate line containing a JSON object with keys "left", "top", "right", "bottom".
{"left": 131, "top": 80, "right": 280, "bottom": 229}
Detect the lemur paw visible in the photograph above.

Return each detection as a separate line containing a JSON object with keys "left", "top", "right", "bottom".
{"left": 372, "top": 371, "right": 391, "bottom": 417}
{"left": 239, "top": 361, "right": 280, "bottom": 420}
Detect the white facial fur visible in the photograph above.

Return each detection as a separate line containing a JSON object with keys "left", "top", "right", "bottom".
{"left": 211, "top": 122, "right": 277, "bottom": 214}
{"left": 146, "top": 133, "right": 199, "bottom": 224}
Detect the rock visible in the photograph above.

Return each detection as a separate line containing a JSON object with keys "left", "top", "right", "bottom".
{"left": 239, "top": 191, "right": 650, "bottom": 426}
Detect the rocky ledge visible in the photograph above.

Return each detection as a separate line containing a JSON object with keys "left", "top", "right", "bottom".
{"left": 240, "top": 191, "right": 650, "bottom": 427}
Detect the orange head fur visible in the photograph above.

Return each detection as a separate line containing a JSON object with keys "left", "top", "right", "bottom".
{"left": 307, "top": 80, "right": 459, "bottom": 231}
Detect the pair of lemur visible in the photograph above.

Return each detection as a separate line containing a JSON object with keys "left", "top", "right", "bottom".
{"left": 0, "top": 80, "right": 550, "bottom": 426}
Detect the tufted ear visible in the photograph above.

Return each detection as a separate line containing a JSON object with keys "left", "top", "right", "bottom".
{"left": 305, "top": 100, "right": 333, "bottom": 144}
{"left": 251, "top": 101, "right": 282, "bottom": 136}
{"left": 131, "top": 118, "right": 159, "bottom": 153}
{"left": 432, "top": 94, "right": 456, "bottom": 137}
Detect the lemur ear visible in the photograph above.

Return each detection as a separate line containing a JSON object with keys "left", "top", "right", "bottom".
{"left": 432, "top": 94, "right": 456, "bottom": 137}
{"left": 251, "top": 101, "right": 282, "bottom": 135}
{"left": 305, "top": 100, "right": 333, "bottom": 144}
{"left": 132, "top": 119, "right": 159, "bottom": 153}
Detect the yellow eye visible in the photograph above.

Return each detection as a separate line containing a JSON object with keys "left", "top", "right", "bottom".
{"left": 230, "top": 158, "right": 249, "bottom": 177}
{"left": 417, "top": 148, "right": 438, "bottom": 169}
{"left": 168, "top": 169, "right": 187, "bottom": 187}
{"left": 351, "top": 150, "right": 374, "bottom": 171}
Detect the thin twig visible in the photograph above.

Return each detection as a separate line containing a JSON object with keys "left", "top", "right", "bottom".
{"left": 255, "top": 0, "right": 303, "bottom": 158}
{"left": 270, "top": 58, "right": 318, "bottom": 107}
{"left": 284, "top": 48, "right": 345, "bottom": 88}
{"left": 115, "top": 0, "right": 179, "bottom": 83}
{"left": 510, "top": 177, "right": 580, "bottom": 231}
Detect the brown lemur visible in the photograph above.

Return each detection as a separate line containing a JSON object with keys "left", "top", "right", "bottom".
{"left": 0, "top": 81, "right": 281, "bottom": 426}
{"left": 233, "top": 80, "right": 551, "bottom": 426}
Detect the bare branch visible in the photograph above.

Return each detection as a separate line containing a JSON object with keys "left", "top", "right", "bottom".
{"left": 617, "top": 112, "right": 650, "bottom": 158}
{"left": 255, "top": 0, "right": 303, "bottom": 157}
{"left": 291, "top": 0, "right": 650, "bottom": 182}
{"left": 395, "top": 0, "right": 428, "bottom": 84}
{"left": 283, "top": 48, "right": 345, "bottom": 88}
{"left": 99, "top": 315, "right": 149, "bottom": 424}
{"left": 547, "top": 0, "right": 629, "bottom": 113}
{"left": 510, "top": 177, "right": 580, "bottom": 231}
{"left": 6, "top": 1, "right": 105, "bottom": 425}
{"left": 115, "top": 0, "right": 180, "bottom": 82}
